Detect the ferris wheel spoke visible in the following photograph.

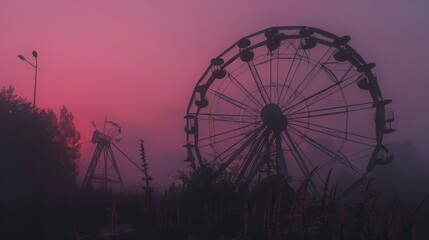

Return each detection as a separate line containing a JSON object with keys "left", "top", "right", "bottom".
{"left": 287, "top": 131, "right": 317, "bottom": 171}
{"left": 215, "top": 124, "right": 266, "bottom": 176}
{"left": 300, "top": 84, "right": 353, "bottom": 112}
{"left": 243, "top": 151, "right": 268, "bottom": 187}
{"left": 198, "top": 121, "right": 260, "bottom": 142}
{"left": 283, "top": 64, "right": 355, "bottom": 113}
{"left": 278, "top": 47, "right": 305, "bottom": 105}
{"left": 199, "top": 113, "right": 257, "bottom": 119}
{"left": 286, "top": 130, "right": 327, "bottom": 186}
{"left": 282, "top": 47, "right": 335, "bottom": 108}
{"left": 270, "top": 54, "right": 273, "bottom": 100}
{"left": 212, "top": 127, "right": 261, "bottom": 163}
{"left": 288, "top": 126, "right": 364, "bottom": 175}
{"left": 206, "top": 125, "right": 265, "bottom": 152}
{"left": 289, "top": 101, "right": 374, "bottom": 118}
{"left": 264, "top": 131, "right": 277, "bottom": 172}
{"left": 275, "top": 132, "right": 288, "bottom": 177}
{"left": 198, "top": 118, "right": 255, "bottom": 124}
{"left": 283, "top": 65, "right": 326, "bottom": 108}
{"left": 247, "top": 61, "right": 270, "bottom": 104}
{"left": 243, "top": 132, "right": 275, "bottom": 186}
{"left": 275, "top": 47, "right": 283, "bottom": 103}
{"left": 286, "top": 132, "right": 339, "bottom": 174}
{"left": 198, "top": 117, "right": 256, "bottom": 124}
{"left": 290, "top": 101, "right": 373, "bottom": 116}
{"left": 199, "top": 126, "right": 256, "bottom": 149}
{"left": 281, "top": 131, "right": 311, "bottom": 180}
{"left": 227, "top": 71, "right": 265, "bottom": 108}
{"left": 204, "top": 123, "right": 263, "bottom": 152}
{"left": 286, "top": 82, "right": 353, "bottom": 115}
{"left": 235, "top": 129, "right": 270, "bottom": 185}
{"left": 347, "top": 146, "right": 375, "bottom": 159}
{"left": 282, "top": 130, "right": 320, "bottom": 196}
{"left": 290, "top": 119, "right": 376, "bottom": 142}
{"left": 277, "top": 49, "right": 301, "bottom": 103}
{"left": 289, "top": 122, "right": 374, "bottom": 147}
{"left": 282, "top": 79, "right": 342, "bottom": 113}
{"left": 291, "top": 127, "right": 362, "bottom": 174}
{"left": 276, "top": 35, "right": 300, "bottom": 58}
{"left": 288, "top": 105, "right": 373, "bottom": 120}
{"left": 342, "top": 71, "right": 363, "bottom": 83}
{"left": 207, "top": 89, "right": 260, "bottom": 115}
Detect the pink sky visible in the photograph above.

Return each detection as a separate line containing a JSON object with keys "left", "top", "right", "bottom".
{"left": 1, "top": 0, "right": 428, "bottom": 189}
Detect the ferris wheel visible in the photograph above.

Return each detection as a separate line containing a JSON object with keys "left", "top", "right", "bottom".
{"left": 184, "top": 26, "right": 394, "bottom": 197}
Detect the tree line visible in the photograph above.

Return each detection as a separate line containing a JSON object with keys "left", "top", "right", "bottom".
{"left": 0, "top": 86, "right": 82, "bottom": 239}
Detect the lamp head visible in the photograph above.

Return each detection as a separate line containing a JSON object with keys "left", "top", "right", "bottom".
{"left": 32, "top": 50, "right": 38, "bottom": 58}
{"left": 18, "top": 55, "right": 26, "bottom": 61}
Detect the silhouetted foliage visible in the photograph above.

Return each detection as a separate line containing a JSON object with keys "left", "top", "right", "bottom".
{"left": 0, "top": 86, "right": 81, "bottom": 239}
{"left": 2, "top": 85, "right": 429, "bottom": 239}
{"left": 164, "top": 165, "right": 245, "bottom": 237}
{"left": 0, "top": 86, "right": 80, "bottom": 203}
{"left": 179, "top": 165, "right": 236, "bottom": 201}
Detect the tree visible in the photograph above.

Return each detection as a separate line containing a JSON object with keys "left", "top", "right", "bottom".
{"left": 0, "top": 86, "right": 82, "bottom": 239}
{"left": 0, "top": 86, "right": 81, "bottom": 203}
{"left": 57, "top": 105, "right": 81, "bottom": 186}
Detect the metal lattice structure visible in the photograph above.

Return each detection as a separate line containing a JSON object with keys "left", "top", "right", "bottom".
{"left": 184, "top": 26, "right": 394, "bottom": 197}
{"left": 81, "top": 120, "right": 125, "bottom": 192}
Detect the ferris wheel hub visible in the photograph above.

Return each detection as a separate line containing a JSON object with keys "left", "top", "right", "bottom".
{"left": 260, "top": 104, "right": 287, "bottom": 132}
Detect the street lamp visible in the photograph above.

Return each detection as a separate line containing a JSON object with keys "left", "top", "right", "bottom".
{"left": 18, "top": 50, "right": 38, "bottom": 110}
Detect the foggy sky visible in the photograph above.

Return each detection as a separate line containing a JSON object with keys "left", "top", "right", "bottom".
{"left": 1, "top": 0, "right": 428, "bottom": 189}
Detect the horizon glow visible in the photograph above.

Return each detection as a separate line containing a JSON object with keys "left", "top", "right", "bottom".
{"left": 1, "top": 0, "right": 428, "bottom": 189}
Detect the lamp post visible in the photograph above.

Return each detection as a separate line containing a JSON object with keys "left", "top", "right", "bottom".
{"left": 18, "top": 50, "right": 38, "bottom": 110}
